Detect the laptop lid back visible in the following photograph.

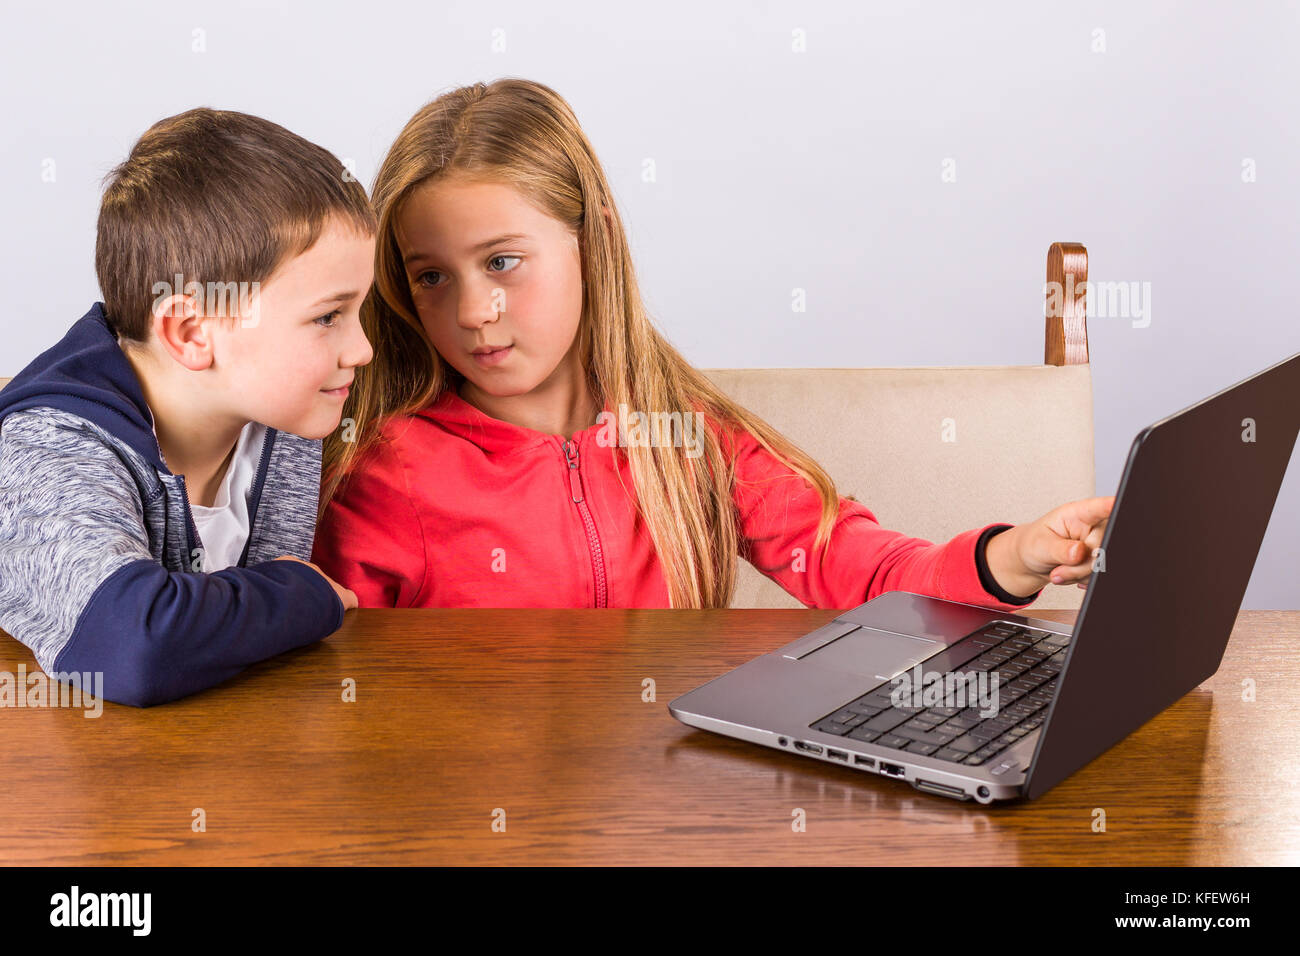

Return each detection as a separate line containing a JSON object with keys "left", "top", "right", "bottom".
{"left": 1024, "top": 352, "right": 1300, "bottom": 799}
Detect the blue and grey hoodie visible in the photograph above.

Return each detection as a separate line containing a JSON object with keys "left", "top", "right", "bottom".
{"left": 0, "top": 302, "right": 345, "bottom": 706}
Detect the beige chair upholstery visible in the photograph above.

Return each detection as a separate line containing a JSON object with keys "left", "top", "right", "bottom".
{"left": 704, "top": 364, "right": 1093, "bottom": 610}
{"left": 707, "top": 242, "right": 1095, "bottom": 610}
{"left": 0, "top": 245, "right": 1094, "bottom": 610}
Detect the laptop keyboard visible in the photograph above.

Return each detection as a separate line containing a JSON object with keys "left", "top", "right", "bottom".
{"left": 808, "top": 622, "right": 1072, "bottom": 768}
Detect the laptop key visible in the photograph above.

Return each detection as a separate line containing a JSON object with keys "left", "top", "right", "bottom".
{"left": 934, "top": 747, "right": 967, "bottom": 762}
{"left": 909, "top": 712, "right": 947, "bottom": 728}
{"left": 923, "top": 729, "right": 959, "bottom": 746}
{"left": 892, "top": 723, "right": 930, "bottom": 740}
{"left": 875, "top": 734, "right": 911, "bottom": 750}
{"left": 847, "top": 726, "right": 882, "bottom": 743}
{"left": 905, "top": 741, "right": 939, "bottom": 755}
{"left": 812, "top": 719, "right": 853, "bottom": 736}
{"left": 899, "top": 716, "right": 938, "bottom": 730}
{"left": 859, "top": 709, "right": 915, "bottom": 733}
{"left": 894, "top": 726, "right": 959, "bottom": 747}
{"left": 862, "top": 689, "right": 899, "bottom": 705}
{"left": 846, "top": 701, "right": 883, "bottom": 716}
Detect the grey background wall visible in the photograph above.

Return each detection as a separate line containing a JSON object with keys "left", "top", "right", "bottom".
{"left": 1, "top": 0, "right": 1296, "bottom": 607}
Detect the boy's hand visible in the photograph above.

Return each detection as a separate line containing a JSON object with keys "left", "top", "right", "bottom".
{"left": 273, "top": 555, "right": 359, "bottom": 611}
{"left": 984, "top": 495, "right": 1116, "bottom": 596}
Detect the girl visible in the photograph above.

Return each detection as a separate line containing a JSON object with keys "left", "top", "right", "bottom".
{"left": 312, "top": 78, "right": 1112, "bottom": 610}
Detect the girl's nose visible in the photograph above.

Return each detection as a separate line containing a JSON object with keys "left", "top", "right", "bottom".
{"left": 456, "top": 284, "right": 503, "bottom": 330}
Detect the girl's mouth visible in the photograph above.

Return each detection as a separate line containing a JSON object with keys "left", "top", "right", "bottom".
{"left": 471, "top": 345, "right": 513, "bottom": 367}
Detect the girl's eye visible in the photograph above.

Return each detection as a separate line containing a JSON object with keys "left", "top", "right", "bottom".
{"left": 415, "top": 256, "right": 519, "bottom": 289}
{"left": 314, "top": 310, "right": 341, "bottom": 328}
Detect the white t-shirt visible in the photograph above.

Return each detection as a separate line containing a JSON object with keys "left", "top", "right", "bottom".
{"left": 189, "top": 421, "right": 269, "bottom": 573}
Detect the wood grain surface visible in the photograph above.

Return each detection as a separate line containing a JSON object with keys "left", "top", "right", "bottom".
{"left": 1, "top": 608, "right": 1295, "bottom": 865}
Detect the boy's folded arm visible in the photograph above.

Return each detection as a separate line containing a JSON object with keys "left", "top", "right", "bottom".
{"left": 0, "top": 410, "right": 343, "bottom": 708}
{"left": 56, "top": 557, "right": 343, "bottom": 707}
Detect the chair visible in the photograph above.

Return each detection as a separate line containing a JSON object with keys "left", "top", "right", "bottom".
{"left": 705, "top": 242, "right": 1094, "bottom": 610}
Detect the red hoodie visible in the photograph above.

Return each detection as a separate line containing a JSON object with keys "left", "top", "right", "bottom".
{"left": 312, "top": 389, "right": 1041, "bottom": 611}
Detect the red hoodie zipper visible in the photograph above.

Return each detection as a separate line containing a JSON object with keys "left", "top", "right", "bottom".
{"left": 561, "top": 437, "right": 608, "bottom": 607}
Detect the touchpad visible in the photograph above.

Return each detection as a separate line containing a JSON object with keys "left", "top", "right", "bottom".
{"left": 799, "top": 628, "right": 939, "bottom": 682}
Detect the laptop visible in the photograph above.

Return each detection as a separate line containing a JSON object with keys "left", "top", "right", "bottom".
{"left": 669, "top": 350, "right": 1300, "bottom": 803}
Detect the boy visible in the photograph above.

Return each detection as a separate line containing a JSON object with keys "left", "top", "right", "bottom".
{"left": 0, "top": 108, "right": 373, "bottom": 706}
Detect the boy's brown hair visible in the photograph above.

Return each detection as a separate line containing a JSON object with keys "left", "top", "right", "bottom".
{"left": 95, "top": 107, "right": 377, "bottom": 343}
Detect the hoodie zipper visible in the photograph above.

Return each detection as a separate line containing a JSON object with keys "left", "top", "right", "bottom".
{"left": 236, "top": 427, "right": 276, "bottom": 567}
{"left": 560, "top": 437, "right": 608, "bottom": 607}
{"left": 175, "top": 426, "right": 275, "bottom": 572}
{"left": 176, "top": 476, "right": 201, "bottom": 570}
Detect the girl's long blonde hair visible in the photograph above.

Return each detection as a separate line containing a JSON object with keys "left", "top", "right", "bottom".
{"left": 322, "top": 78, "right": 846, "bottom": 608}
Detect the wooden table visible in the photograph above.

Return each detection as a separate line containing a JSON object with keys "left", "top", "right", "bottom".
{"left": 1, "top": 608, "right": 1296, "bottom": 865}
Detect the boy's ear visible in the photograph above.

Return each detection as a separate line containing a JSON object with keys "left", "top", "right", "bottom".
{"left": 150, "top": 293, "right": 216, "bottom": 372}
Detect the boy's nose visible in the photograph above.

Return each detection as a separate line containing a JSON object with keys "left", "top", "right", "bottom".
{"left": 346, "top": 321, "right": 374, "bottom": 368}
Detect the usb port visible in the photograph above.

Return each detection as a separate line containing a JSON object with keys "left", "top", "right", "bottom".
{"left": 826, "top": 748, "right": 848, "bottom": 762}
{"left": 854, "top": 755, "right": 875, "bottom": 768}
{"left": 794, "top": 741, "right": 823, "bottom": 755}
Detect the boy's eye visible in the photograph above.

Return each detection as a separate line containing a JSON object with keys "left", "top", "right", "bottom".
{"left": 314, "top": 310, "right": 341, "bottom": 328}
